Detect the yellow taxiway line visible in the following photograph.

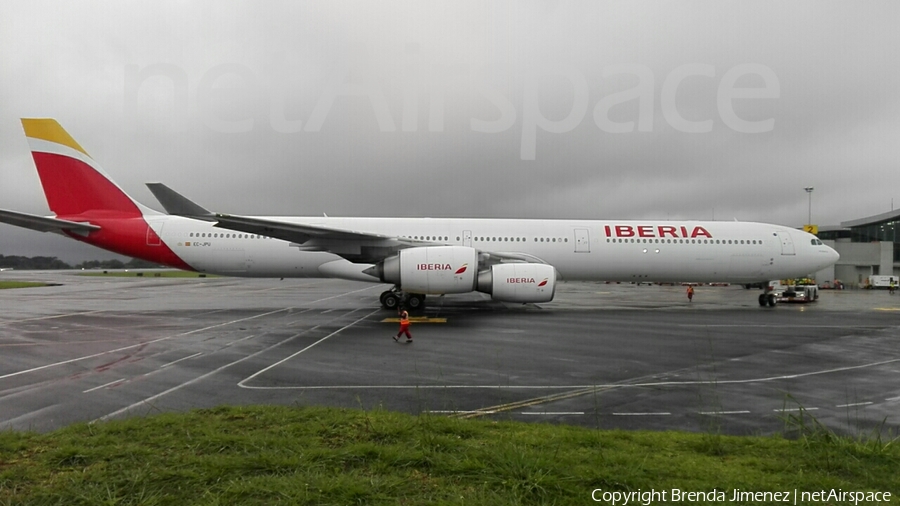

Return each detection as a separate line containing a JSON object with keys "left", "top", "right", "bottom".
{"left": 447, "top": 386, "right": 617, "bottom": 419}
{"left": 381, "top": 317, "right": 447, "bottom": 323}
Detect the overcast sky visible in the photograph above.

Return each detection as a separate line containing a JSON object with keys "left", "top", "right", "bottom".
{"left": 1, "top": 1, "right": 899, "bottom": 262}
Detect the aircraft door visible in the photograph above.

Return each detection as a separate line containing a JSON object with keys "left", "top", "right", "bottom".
{"left": 463, "top": 230, "right": 472, "bottom": 248}
{"left": 777, "top": 231, "right": 795, "bottom": 255}
{"left": 574, "top": 228, "right": 590, "bottom": 253}
{"left": 146, "top": 223, "right": 163, "bottom": 246}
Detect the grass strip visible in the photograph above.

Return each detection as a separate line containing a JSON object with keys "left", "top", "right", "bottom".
{"left": 77, "top": 271, "right": 215, "bottom": 278}
{"left": 1, "top": 405, "right": 897, "bottom": 505}
{"left": 0, "top": 281, "right": 46, "bottom": 289}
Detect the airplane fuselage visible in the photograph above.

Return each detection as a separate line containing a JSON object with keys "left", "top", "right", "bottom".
{"left": 6, "top": 118, "right": 840, "bottom": 304}
{"left": 73, "top": 215, "right": 837, "bottom": 285}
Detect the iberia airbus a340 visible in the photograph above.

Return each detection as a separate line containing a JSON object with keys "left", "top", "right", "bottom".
{"left": 0, "top": 119, "right": 839, "bottom": 309}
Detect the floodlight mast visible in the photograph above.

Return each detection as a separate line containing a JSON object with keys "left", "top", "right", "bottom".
{"left": 804, "top": 187, "right": 814, "bottom": 226}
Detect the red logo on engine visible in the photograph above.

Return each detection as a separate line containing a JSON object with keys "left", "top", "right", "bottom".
{"left": 455, "top": 264, "right": 468, "bottom": 275}
{"left": 537, "top": 278, "right": 548, "bottom": 287}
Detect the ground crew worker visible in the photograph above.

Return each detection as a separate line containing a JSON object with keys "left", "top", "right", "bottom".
{"left": 686, "top": 285, "right": 694, "bottom": 302}
{"left": 891, "top": 278, "right": 896, "bottom": 295}
{"left": 394, "top": 307, "right": 412, "bottom": 342}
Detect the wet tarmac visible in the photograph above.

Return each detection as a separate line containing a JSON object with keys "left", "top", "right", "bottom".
{"left": 1, "top": 270, "right": 898, "bottom": 436}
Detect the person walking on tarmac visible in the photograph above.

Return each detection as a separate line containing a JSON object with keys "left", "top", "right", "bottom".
{"left": 393, "top": 307, "right": 412, "bottom": 342}
{"left": 686, "top": 285, "right": 695, "bottom": 302}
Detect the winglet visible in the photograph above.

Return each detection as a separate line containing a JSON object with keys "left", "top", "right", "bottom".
{"left": 145, "top": 183, "right": 214, "bottom": 218}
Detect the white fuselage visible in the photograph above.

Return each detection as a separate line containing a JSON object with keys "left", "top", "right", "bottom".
{"left": 148, "top": 216, "right": 839, "bottom": 284}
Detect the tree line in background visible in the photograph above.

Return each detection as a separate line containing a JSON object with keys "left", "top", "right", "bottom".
{"left": 0, "top": 255, "right": 162, "bottom": 270}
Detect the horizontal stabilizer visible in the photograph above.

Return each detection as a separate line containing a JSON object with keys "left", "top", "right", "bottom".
{"left": 0, "top": 208, "right": 100, "bottom": 233}
{"left": 145, "top": 183, "right": 214, "bottom": 219}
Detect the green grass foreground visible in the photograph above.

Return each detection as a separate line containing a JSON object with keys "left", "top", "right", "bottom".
{"left": 0, "top": 281, "right": 46, "bottom": 289}
{"left": 1, "top": 406, "right": 897, "bottom": 505}
{"left": 78, "top": 270, "right": 213, "bottom": 278}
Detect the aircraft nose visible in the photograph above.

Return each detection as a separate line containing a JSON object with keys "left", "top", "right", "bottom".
{"left": 830, "top": 246, "right": 840, "bottom": 263}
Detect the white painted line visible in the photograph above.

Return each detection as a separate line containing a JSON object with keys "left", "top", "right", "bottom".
{"left": 520, "top": 412, "right": 584, "bottom": 415}
{"left": 612, "top": 412, "right": 671, "bottom": 416}
{"left": 0, "top": 310, "right": 107, "bottom": 327}
{"left": 3, "top": 285, "right": 382, "bottom": 382}
{"left": 224, "top": 334, "right": 258, "bottom": 347}
{"left": 427, "top": 410, "right": 498, "bottom": 415}
{"left": 699, "top": 410, "right": 751, "bottom": 415}
{"left": 238, "top": 308, "right": 381, "bottom": 388}
{"left": 241, "top": 357, "right": 900, "bottom": 391}
{"left": 0, "top": 308, "right": 291, "bottom": 380}
{"left": 677, "top": 324, "right": 888, "bottom": 329}
{"left": 886, "top": 396, "right": 900, "bottom": 401}
{"left": 836, "top": 401, "right": 873, "bottom": 408}
{"left": 774, "top": 407, "right": 819, "bottom": 412}
{"left": 159, "top": 352, "right": 203, "bottom": 369}
{"left": 99, "top": 306, "right": 381, "bottom": 421}
{"left": 83, "top": 378, "right": 125, "bottom": 393}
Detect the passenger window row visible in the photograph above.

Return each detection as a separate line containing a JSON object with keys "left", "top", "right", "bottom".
{"left": 402, "top": 236, "right": 570, "bottom": 244}
{"left": 607, "top": 238, "right": 763, "bottom": 245}
{"left": 189, "top": 232, "right": 268, "bottom": 239}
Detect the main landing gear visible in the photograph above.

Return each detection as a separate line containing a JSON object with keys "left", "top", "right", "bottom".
{"left": 758, "top": 291, "right": 777, "bottom": 307}
{"left": 380, "top": 287, "right": 426, "bottom": 311}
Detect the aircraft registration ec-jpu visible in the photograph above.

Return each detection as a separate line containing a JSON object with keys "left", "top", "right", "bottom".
{"left": 0, "top": 119, "right": 839, "bottom": 310}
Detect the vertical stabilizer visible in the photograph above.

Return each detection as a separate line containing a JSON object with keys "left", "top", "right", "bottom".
{"left": 21, "top": 119, "right": 145, "bottom": 218}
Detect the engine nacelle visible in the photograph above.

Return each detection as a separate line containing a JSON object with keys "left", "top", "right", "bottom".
{"left": 376, "top": 246, "right": 478, "bottom": 294}
{"left": 477, "top": 263, "right": 556, "bottom": 303}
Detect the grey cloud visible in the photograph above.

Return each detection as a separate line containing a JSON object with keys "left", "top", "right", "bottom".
{"left": 1, "top": 1, "right": 899, "bottom": 261}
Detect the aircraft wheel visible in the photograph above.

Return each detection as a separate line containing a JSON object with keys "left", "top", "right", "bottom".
{"left": 382, "top": 292, "right": 401, "bottom": 310}
{"left": 767, "top": 294, "right": 777, "bottom": 307}
{"left": 379, "top": 291, "right": 392, "bottom": 306}
{"left": 406, "top": 294, "right": 425, "bottom": 311}
{"left": 758, "top": 294, "right": 767, "bottom": 306}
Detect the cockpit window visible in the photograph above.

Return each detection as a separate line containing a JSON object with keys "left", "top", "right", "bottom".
{"left": 810, "top": 239, "right": 823, "bottom": 245}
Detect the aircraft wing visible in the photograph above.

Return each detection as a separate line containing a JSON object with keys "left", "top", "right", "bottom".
{"left": 146, "top": 182, "right": 427, "bottom": 263}
{"left": 213, "top": 213, "right": 548, "bottom": 265}
{"left": 0, "top": 209, "right": 100, "bottom": 234}
{"left": 212, "top": 212, "right": 419, "bottom": 263}
{"left": 145, "top": 182, "right": 549, "bottom": 265}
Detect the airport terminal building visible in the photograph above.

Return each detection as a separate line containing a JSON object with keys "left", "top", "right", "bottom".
{"left": 815, "top": 209, "right": 900, "bottom": 287}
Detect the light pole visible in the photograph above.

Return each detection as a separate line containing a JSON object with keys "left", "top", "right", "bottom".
{"left": 804, "top": 187, "right": 814, "bottom": 225}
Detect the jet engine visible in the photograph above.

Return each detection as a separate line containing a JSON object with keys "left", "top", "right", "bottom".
{"left": 476, "top": 263, "right": 557, "bottom": 302}
{"left": 366, "top": 246, "right": 478, "bottom": 294}
{"left": 365, "top": 246, "right": 557, "bottom": 303}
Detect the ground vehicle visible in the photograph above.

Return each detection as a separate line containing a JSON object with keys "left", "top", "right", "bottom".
{"left": 773, "top": 280, "right": 819, "bottom": 303}
{"left": 866, "top": 275, "right": 897, "bottom": 289}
